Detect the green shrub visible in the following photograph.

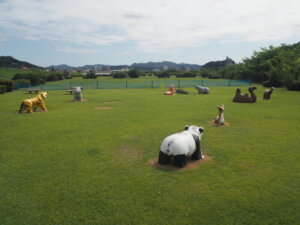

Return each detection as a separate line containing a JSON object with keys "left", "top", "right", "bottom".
{"left": 157, "top": 71, "right": 170, "bottom": 78}
{"left": 12, "top": 73, "right": 47, "bottom": 85}
{"left": 84, "top": 70, "right": 97, "bottom": 79}
{"left": 286, "top": 81, "right": 300, "bottom": 91}
{"left": 112, "top": 72, "right": 127, "bottom": 79}
{"left": 128, "top": 68, "right": 140, "bottom": 78}
{"left": 262, "top": 80, "right": 284, "bottom": 87}
{"left": 13, "top": 79, "right": 31, "bottom": 89}
{"left": 176, "top": 72, "right": 197, "bottom": 78}
{"left": 0, "top": 84, "right": 6, "bottom": 94}
{"left": 0, "top": 78, "right": 13, "bottom": 92}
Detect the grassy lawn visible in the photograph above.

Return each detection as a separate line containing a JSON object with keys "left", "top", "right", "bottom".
{"left": 0, "top": 86, "right": 299, "bottom": 225}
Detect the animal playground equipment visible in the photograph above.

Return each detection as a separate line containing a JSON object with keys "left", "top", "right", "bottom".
{"left": 164, "top": 85, "right": 175, "bottom": 95}
{"left": 233, "top": 86, "right": 257, "bottom": 103}
{"left": 159, "top": 125, "right": 205, "bottom": 168}
{"left": 195, "top": 85, "right": 210, "bottom": 94}
{"left": 72, "top": 86, "right": 83, "bottom": 101}
{"left": 18, "top": 92, "right": 48, "bottom": 113}
{"left": 176, "top": 89, "right": 189, "bottom": 94}
{"left": 214, "top": 105, "right": 225, "bottom": 125}
{"left": 263, "top": 87, "right": 275, "bottom": 100}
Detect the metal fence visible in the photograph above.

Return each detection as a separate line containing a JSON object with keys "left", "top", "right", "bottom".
{"left": 15, "top": 79, "right": 252, "bottom": 90}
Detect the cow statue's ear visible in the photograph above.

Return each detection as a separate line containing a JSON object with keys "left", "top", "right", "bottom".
{"left": 184, "top": 125, "right": 189, "bottom": 130}
{"left": 199, "top": 127, "right": 204, "bottom": 133}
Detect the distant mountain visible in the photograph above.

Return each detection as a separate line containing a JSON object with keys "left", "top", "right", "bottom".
{"left": 0, "top": 56, "right": 42, "bottom": 69}
{"left": 47, "top": 64, "right": 129, "bottom": 71}
{"left": 48, "top": 61, "right": 202, "bottom": 71}
{"left": 1, "top": 56, "right": 204, "bottom": 71}
{"left": 201, "top": 57, "right": 235, "bottom": 69}
{"left": 47, "top": 64, "right": 76, "bottom": 71}
{"left": 131, "top": 61, "right": 201, "bottom": 70}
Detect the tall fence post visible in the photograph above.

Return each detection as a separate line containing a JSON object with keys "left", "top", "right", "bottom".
{"left": 201, "top": 80, "right": 204, "bottom": 86}
{"left": 126, "top": 80, "right": 128, "bottom": 88}
{"left": 69, "top": 81, "right": 72, "bottom": 89}
{"left": 152, "top": 81, "right": 154, "bottom": 88}
{"left": 228, "top": 80, "right": 231, "bottom": 86}
{"left": 178, "top": 80, "right": 180, "bottom": 88}
{"left": 97, "top": 81, "right": 99, "bottom": 89}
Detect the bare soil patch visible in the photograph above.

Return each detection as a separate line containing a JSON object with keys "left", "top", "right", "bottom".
{"left": 147, "top": 154, "right": 212, "bottom": 171}
{"left": 102, "top": 100, "right": 120, "bottom": 104}
{"left": 70, "top": 99, "right": 88, "bottom": 102}
{"left": 118, "top": 146, "right": 144, "bottom": 160}
{"left": 18, "top": 110, "right": 46, "bottom": 113}
{"left": 95, "top": 107, "right": 113, "bottom": 110}
{"left": 208, "top": 120, "right": 230, "bottom": 127}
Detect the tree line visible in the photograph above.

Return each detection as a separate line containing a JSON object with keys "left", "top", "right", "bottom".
{"left": 211, "top": 42, "right": 300, "bottom": 90}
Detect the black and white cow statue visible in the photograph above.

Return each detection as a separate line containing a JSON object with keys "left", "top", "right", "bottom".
{"left": 158, "top": 125, "right": 205, "bottom": 168}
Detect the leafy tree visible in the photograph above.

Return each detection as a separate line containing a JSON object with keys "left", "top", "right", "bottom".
{"left": 112, "top": 72, "right": 127, "bottom": 79}
{"left": 128, "top": 68, "right": 140, "bottom": 78}
{"left": 157, "top": 70, "right": 170, "bottom": 78}
{"left": 85, "top": 70, "right": 97, "bottom": 79}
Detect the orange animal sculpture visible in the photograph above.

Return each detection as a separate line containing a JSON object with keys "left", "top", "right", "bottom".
{"left": 263, "top": 87, "right": 274, "bottom": 100}
{"left": 214, "top": 105, "right": 225, "bottom": 125}
{"left": 233, "top": 86, "right": 257, "bottom": 103}
{"left": 18, "top": 92, "right": 48, "bottom": 113}
{"left": 164, "top": 85, "right": 175, "bottom": 95}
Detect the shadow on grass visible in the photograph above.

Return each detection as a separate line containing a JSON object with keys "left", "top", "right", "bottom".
{"left": 146, "top": 154, "right": 212, "bottom": 172}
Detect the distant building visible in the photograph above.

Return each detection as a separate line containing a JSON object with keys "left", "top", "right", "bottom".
{"left": 94, "top": 65, "right": 101, "bottom": 72}
{"left": 162, "top": 65, "right": 168, "bottom": 70}
{"left": 101, "top": 66, "right": 110, "bottom": 72}
{"left": 179, "top": 66, "right": 190, "bottom": 71}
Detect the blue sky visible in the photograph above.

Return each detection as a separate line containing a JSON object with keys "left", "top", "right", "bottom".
{"left": 0, "top": 0, "right": 299, "bottom": 67}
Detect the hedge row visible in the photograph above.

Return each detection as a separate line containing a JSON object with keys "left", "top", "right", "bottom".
{"left": 0, "top": 78, "right": 13, "bottom": 92}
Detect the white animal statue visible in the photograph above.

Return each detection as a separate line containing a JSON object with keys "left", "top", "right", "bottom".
{"left": 159, "top": 125, "right": 205, "bottom": 168}
{"left": 195, "top": 85, "right": 210, "bottom": 94}
{"left": 73, "top": 86, "right": 83, "bottom": 101}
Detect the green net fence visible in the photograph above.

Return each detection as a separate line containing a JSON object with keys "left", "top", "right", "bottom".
{"left": 18, "top": 79, "right": 252, "bottom": 90}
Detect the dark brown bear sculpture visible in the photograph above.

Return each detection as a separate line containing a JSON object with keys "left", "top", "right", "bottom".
{"left": 233, "top": 86, "right": 257, "bottom": 103}
{"left": 263, "top": 87, "right": 274, "bottom": 100}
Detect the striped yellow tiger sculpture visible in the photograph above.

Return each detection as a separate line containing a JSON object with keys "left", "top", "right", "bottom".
{"left": 18, "top": 92, "right": 48, "bottom": 113}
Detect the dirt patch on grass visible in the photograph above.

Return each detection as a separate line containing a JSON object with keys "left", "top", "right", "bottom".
{"left": 208, "top": 120, "right": 230, "bottom": 127}
{"left": 102, "top": 100, "right": 120, "bottom": 104}
{"left": 18, "top": 110, "right": 46, "bottom": 113}
{"left": 95, "top": 107, "right": 113, "bottom": 110}
{"left": 70, "top": 99, "right": 88, "bottom": 102}
{"left": 118, "top": 146, "right": 143, "bottom": 160}
{"left": 147, "top": 154, "right": 212, "bottom": 171}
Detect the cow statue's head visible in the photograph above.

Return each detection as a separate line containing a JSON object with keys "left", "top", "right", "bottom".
{"left": 184, "top": 125, "right": 204, "bottom": 139}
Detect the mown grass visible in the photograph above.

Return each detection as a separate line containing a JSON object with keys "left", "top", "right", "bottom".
{"left": 0, "top": 86, "right": 299, "bottom": 225}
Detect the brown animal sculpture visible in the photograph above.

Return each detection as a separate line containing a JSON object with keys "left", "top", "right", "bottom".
{"left": 233, "top": 86, "right": 257, "bottom": 103}
{"left": 263, "top": 87, "right": 274, "bottom": 100}
{"left": 214, "top": 105, "right": 225, "bottom": 125}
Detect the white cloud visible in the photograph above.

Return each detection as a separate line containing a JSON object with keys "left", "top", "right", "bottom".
{"left": 0, "top": 0, "right": 299, "bottom": 53}
{"left": 54, "top": 47, "right": 101, "bottom": 54}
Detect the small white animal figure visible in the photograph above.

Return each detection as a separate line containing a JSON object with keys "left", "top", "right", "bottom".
{"left": 159, "top": 125, "right": 205, "bottom": 168}
{"left": 195, "top": 85, "right": 210, "bottom": 94}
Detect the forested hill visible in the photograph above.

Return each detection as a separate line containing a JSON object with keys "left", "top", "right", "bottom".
{"left": 201, "top": 57, "right": 235, "bottom": 69}
{"left": 0, "top": 56, "right": 42, "bottom": 69}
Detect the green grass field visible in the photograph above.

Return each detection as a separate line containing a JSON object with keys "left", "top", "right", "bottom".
{"left": 1, "top": 86, "right": 300, "bottom": 225}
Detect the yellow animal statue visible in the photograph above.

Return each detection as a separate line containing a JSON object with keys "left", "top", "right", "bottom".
{"left": 18, "top": 92, "right": 48, "bottom": 113}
